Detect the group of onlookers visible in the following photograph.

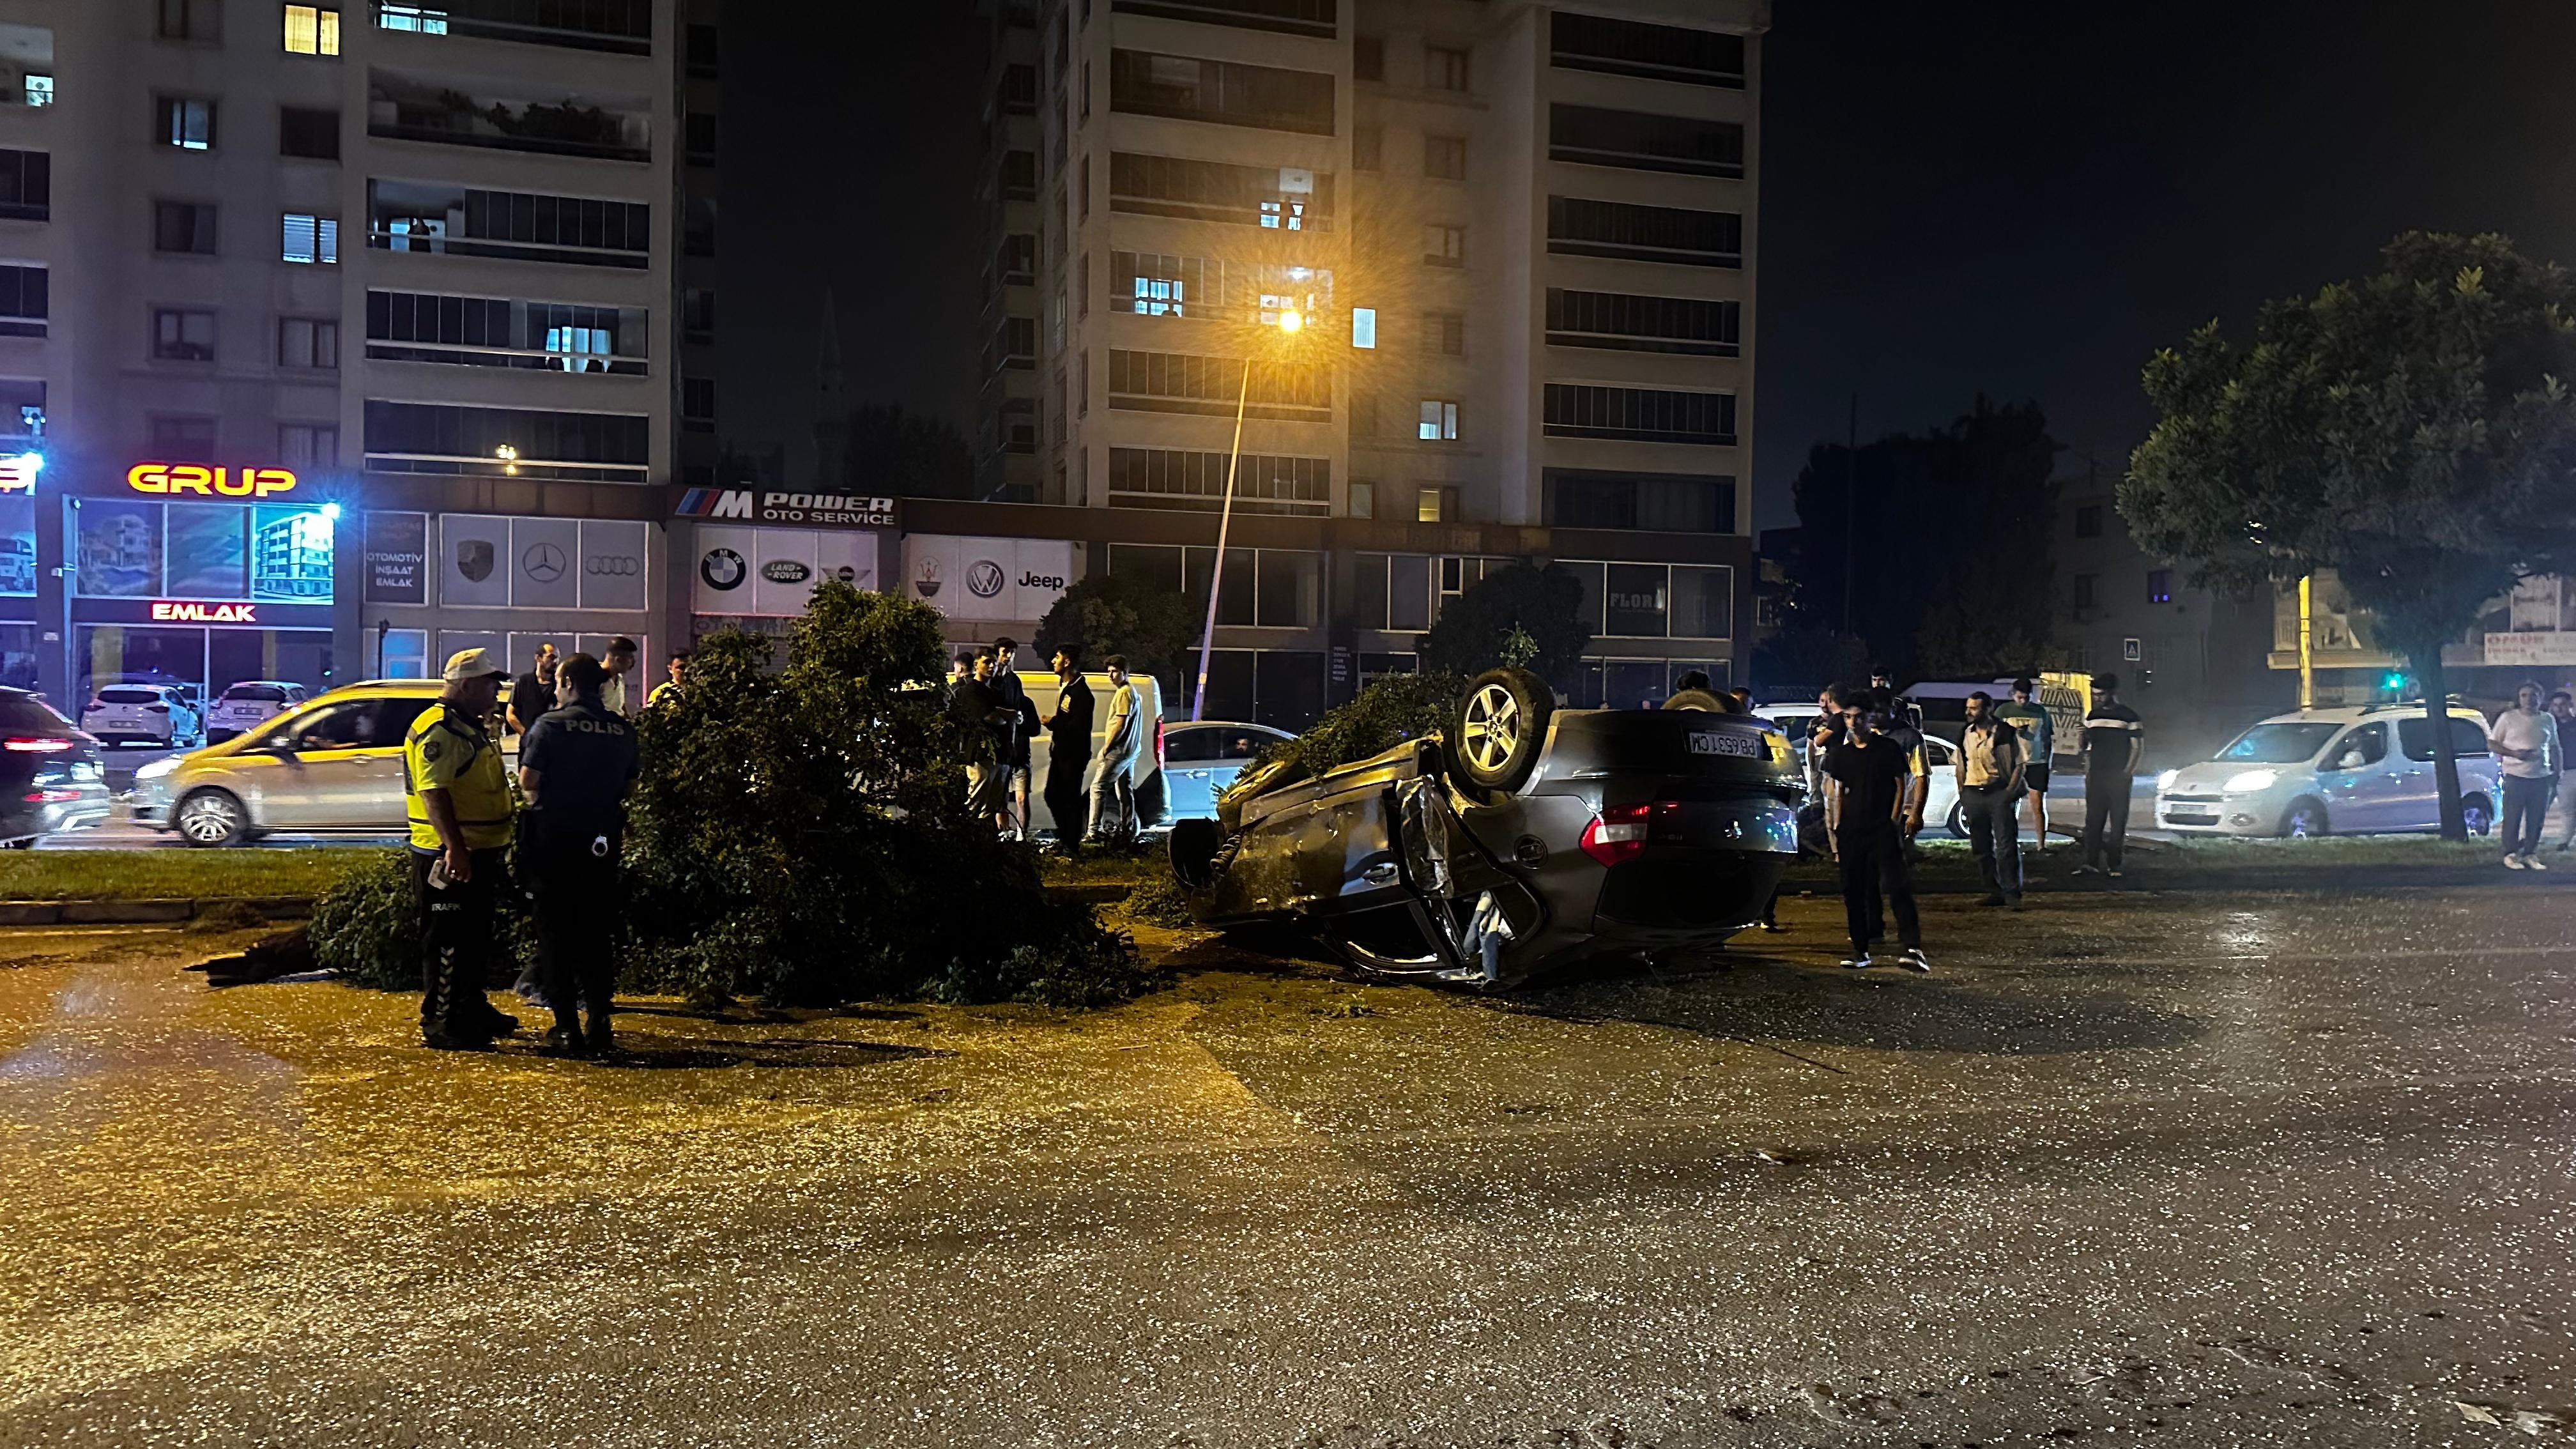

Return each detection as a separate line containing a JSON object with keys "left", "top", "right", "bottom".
{"left": 947, "top": 640, "right": 1149, "bottom": 850}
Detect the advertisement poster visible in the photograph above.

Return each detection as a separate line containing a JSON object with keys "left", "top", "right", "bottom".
{"left": 364, "top": 511, "right": 429, "bottom": 605}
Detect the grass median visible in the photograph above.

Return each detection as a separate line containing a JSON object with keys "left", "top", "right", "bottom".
{"left": 0, "top": 849, "right": 362, "bottom": 901}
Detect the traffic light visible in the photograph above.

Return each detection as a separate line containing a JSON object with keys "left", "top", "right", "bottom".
{"left": 2382, "top": 670, "right": 2409, "bottom": 693}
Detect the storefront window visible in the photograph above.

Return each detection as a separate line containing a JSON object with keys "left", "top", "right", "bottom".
{"left": 1603, "top": 563, "right": 1669, "bottom": 637}
{"left": 0, "top": 494, "right": 33, "bottom": 597}
{"left": 72, "top": 498, "right": 335, "bottom": 602}
{"left": 1669, "top": 565, "right": 1732, "bottom": 640}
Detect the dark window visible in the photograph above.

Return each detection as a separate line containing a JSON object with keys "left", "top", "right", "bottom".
{"left": 153, "top": 308, "right": 217, "bottom": 362}
{"left": 364, "top": 290, "right": 648, "bottom": 373}
{"left": 2147, "top": 569, "right": 2174, "bottom": 604}
{"left": 2074, "top": 504, "right": 2103, "bottom": 537}
{"left": 1425, "top": 44, "right": 1469, "bottom": 91}
{"left": 1002, "top": 150, "right": 1038, "bottom": 201}
{"left": 2398, "top": 716, "right": 2492, "bottom": 762}
{"left": 1106, "top": 447, "right": 1330, "bottom": 515}
{"left": 1106, "top": 349, "right": 1331, "bottom": 419}
{"left": 1109, "top": 50, "right": 1335, "bottom": 135}
{"left": 1109, "top": 0, "right": 1336, "bottom": 39}
{"left": 999, "top": 63, "right": 1037, "bottom": 116}
{"left": 1547, "top": 195, "right": 1741, "bottom": 266}
{"left": 365, "top": 180, "right": 652, "bottom": 269}
{"left": 1549, "top": 104, "right": 1743, "bottom": 178}
{"left": 366, "top": 80, "right": 648, "bottom": 161}
{"left": 381, "top": 0, "right": 653, "bottom": 55}
{"left": 0, "top": 149, "right": 49, "bottom": 221}
{"left": 998, "top": 233, "right": 1037, "bottom": 284}
{"left": 1545, "top": 289, "right": 1739, "bottom": 355}
{"left": 686, "top": 23, "right": 719, "bottom": 77}
{"left": 2073, "top": 573, "right": 2097, "bottom": 608}
{"left": 1423, "top": 224, "right": 1464, "bottom": 266}
{"left": 154, "top": 201, "right": 219, "bottom": 254}
{"left": 990, "top": 316, "right": 1036, "bottom": 374}
{"left": 280, "top": 106, "right": 340, "bottom": 159}
{"left": 1550, "top": 12, "right": 1745, "bottom": 88}
{"left": 682, "top": 288, "right": 716, "bottom": 341}
{"left": 1541, "top": 384, "right": 1736, "bottom": 445}
{"left": 150, "top": 415, "right": 218, "bottom": 459}
{"left": 684, "top": 113, "right": 717, "bottom": 165}
{"left": 1544, "top": 470, "right": 1735, "bottom": 532}
{"left": 362, "top": 401, "right": 652, "bottom": 482}
{"left": 0, "top": 265, "right": 46, "bottom": 337}
{"left": 1426, "top": 312, "right": 1464, "bottom": 355}
{"left": 1353, "top": 35, "right": 1384, "bottom": 80}
{"left": 685, "top": 197, "right": 715, "bottom": 257}
{"left": 1353, "top": 126, "right": 1381, "bottom": 171}
{"left": 1424, "top": 134, "right": 1466, "bottom": 180}
{"left": 155, "top": 95, "right": 217, "bottom": 150}
{"left": 158, "top": 0, "right": 222, "bottom": 42}
{"left": 279, "top": 317, "right": 339, "bottom": 369}
{"left": 1108, "top": 152, "right": 1334, "bottom": 229}
{"left": 683, "top": 378, "right": 715, "bottom": 432}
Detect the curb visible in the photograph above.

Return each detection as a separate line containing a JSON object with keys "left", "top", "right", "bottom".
{"left": 0, "top": 895, "right": 316, "bottom": 927}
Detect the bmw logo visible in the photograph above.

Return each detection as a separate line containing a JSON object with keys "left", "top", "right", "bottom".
{"left": 700, "top": 548, "right": 746, "bottom": 590}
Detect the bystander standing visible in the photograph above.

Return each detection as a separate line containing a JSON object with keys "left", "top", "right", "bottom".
{"left": 1041, "top": 645, "right": 1095, "bottom": 852}
{"left": 1823, "top": 685, "right": 1928, "bottom": 971}
{"left": 2550, "top": 689, "right": 2576, "bottom": 853}
{"left": 1090, "top": 655, "right": 1143, "bottom": 846}
{"left": 989, "top": 638, "right": 1038, "bottom": 841}
{"left": 2490, "top": 682, "right": 2556, "bottom": 870}
{"left": 599, "top": 637, "right": 640, "bottom": 719}
{"left": 951, "top": 650, "right": 1013, "bottom": 833}
{"left": 1995, "top": 678, "right": 2055, "bottom": 850}
{"left": 1958, "top": 690, "right": 2028, "bottom": 907}
{"left": 507, "top": 643, "right": 558, "bottom": 737}
{"left": 2074, "top": 674, "right": 2143, "bottom": 877}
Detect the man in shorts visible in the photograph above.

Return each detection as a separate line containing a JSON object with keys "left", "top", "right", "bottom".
{"left": 1995, "top": 678, "right": 2055, "bottom": 850}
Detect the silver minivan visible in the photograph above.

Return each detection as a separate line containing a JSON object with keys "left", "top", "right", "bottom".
{"left": 2155, "top": 704, "right": 2501, "bottom": 838}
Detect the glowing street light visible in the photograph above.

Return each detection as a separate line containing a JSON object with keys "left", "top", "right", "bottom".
{"left": 1275, "top": 308, "right": 1304, "bottom": 334}
{"left": 1193, "top": 302, "right": 1323, "bottom": 721}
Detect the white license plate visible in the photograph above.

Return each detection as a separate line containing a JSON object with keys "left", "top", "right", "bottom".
{"left": 1687, "top": 731, "right": 1762, "bottom": 759}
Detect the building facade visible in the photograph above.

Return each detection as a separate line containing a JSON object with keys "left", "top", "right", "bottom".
{"left": 940, "top": 0, "right": 1763, "bottom": 725}
{"left": 0, "top": 0, "right": 714, "bottom": 710}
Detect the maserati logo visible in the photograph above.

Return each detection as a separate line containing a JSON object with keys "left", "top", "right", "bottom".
{"left": 456, "top": 539, "right": 495, "bottom": 583}
{"left": 966, "top": 559, "right": 1006, "bottom": 599}
{"left": 913, "top": 556, "right": 942, "bottom": 599}
{"left": 522, "top": 542, "right": 567, "bottom": 583}
{"left": 761, "top": 560, "right": 811, "bottom": 584}
{"left": 700, "top": 547, "right": 746, "bottom": 590}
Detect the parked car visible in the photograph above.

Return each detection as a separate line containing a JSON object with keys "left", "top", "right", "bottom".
{"left": 2153, "top": 703, "right": 2499, "bottom": 838}
{"left": 1158, "top": 721, "right": 1294, "bottom": 822}
{"left": 204, "top": 680, "right": 311, "bottom": 743}
{"left": 133, "top": 680, "right": 457, "bottom": 845}
{"left": 0, "top": 688, "right": 111, "bottom": 847}
{"left": 81, "top": 684, "right": 202, "bottom": 748}
{"left": 1752, "top": 705, "right": 1965, "bottom": 838}
{"left": 1169, "top": 669, "right": 1801, "bottom": 988}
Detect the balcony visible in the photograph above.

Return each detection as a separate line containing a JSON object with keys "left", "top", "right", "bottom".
{"left": 369, "top": 72, "right": 651, "bottom": 163}
{"left": 375, "top": 0, "right": 652, "bottom": 57}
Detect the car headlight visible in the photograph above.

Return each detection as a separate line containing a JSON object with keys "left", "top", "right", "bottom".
{"left": 2157, "top": 769, "right": 2179, "bottom": 791}
{"left": 2223, "top": 769, "right": 2278, "bottom": 793}
{"left": 137, "top": 756, "right": 181, "bottom": 781}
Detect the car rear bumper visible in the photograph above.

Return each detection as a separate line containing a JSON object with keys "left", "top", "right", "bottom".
{"left": 1, "top": 790, "right": 114, "bottom": 841}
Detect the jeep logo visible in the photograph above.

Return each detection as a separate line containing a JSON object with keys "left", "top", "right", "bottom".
{"left": 1019, "top": 572, "right": 1066, "bottom": 590}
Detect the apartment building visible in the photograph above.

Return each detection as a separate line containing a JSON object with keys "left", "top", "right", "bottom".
{"left": 0, "top": 0, "right": 713, "bottom": 710}
{"left": 949, "top": 0, "right": 1761, "bottom": 726}
{"left": 974, "top": 0, "right": 1042, "bottom": 502}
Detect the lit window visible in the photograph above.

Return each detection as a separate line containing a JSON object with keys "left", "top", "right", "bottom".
{"left": 546, "top": 326, "right": 611, "bottom": 372}
{"left": 23, "top": 76, "right": 52, "bottom": 108}
{"left": 1132, "top": 274, "right": 1182, "bottom": 316}
{"left": 2147, "top": 569, "right": 2174, "bottom": 604}
{"left": 284, "top": 5, "right": 341, "bottom": 55}
{"left": 1259, "top": 198, "right": 1308, "bottom": 231}
{"left": 1352, "top": 307, "right": 1376, "bottom": 349}
{"left": 1418, "top": 400, "right": 1459, "bottom": 441}
{"left": 281, "top": 213, "right": 339, "bottom": 264}
{"left": 378, "top": 3, "right": 448, "bottom": 34}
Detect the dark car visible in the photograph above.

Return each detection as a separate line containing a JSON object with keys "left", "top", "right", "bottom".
{"left": 0, "top": 688, "right": 112, "bottom": 847}
{"left": 1168, "top": 669, "right": 1802, "bottom": 988}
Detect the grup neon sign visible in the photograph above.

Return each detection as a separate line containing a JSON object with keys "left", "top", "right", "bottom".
{"left": 126, "top": 463, "right": 300, "bottom": 498}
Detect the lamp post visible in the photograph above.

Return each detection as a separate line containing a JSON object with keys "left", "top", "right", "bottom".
{"left": 1190, "top": 305, "right": 1305, "bottom": 722}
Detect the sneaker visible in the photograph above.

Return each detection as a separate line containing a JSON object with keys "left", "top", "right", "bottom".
{"left": 1979, "top": 893, "right": 2007, "bottom": 907}
{"left": 1758, "top": 920, "right": 1787, "bottom": 933}
{"left": 2071, "top": 864, "right": 2101, "bottom": 877}
{"left": 2005, "top": 897, "right": 2024, "bottom": 910}
{"left": 1899, "top": 947, "right": 1931, "bottom": 972}
{"left": 584, "top": 1022, "right": 619, "bottom": 1058}
{"left": 2106, "top": 870, "right": 2124, "bottom": 879}
{"left": 2529, "top": 856, "right": 2550, "bottom": 871}
{"left": 464, "top": 1002, "right": 521, "bottom": 1036}
{"left": 421, "top": 1030, "right": 494, "bottom": 1052}
{"left": 2506, "top": 854, "right": 2529, "bottom": 870}
{"left": 1839, "top": 953, "right": 1876, "bottom": 969}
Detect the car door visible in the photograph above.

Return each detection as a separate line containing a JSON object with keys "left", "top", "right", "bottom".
{"left": 320, "top": 697, "right": 438, "bottom": 829}
{"left": 1160, "top": 725, "right": 1220, "bottom": 821}
{"left": 2312, "top": 723, "right": 2398, "bottom": 832}
{"left": 253, "top": 701, "right": 376, "bottom": 828}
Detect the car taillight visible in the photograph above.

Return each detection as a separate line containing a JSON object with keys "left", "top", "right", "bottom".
{"left": 1580, "top": 802, "right": 1671, "bottom": 867}
{"left": 4, "top": 737, "right": 73, "bottom": 753}
{"left": 146, "top": 703, "right": 171, "bottom": 713}
{"left": 24, "top": 788, "right": 82, "bottom": 802}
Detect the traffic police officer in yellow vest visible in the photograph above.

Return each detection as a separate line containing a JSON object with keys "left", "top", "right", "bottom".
{"left": 405, "top": 648, "right": 518, "bottom": 1050}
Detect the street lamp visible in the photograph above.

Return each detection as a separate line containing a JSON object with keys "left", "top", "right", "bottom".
{"left": 1190, "top": 299, "right": 1321, "bottom": 721}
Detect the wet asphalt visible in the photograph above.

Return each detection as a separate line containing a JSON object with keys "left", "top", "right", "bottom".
{"left": 1, "top": 875, "right": 2572, "bottom": 1447}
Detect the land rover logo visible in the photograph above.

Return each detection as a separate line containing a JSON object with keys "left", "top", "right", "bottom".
{"left": 700, "top": 548, "right": 746, "bottom": 590}
{"left": 913, "top": 556, "right": 942, "bottom": 599}
{"left": 762, "top": 559, "right": 812, "bottom": 585}
{"left": 966, "top": 559, "right": 1006, "bottom": 598}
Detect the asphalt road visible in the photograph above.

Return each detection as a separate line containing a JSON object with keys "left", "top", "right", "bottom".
{"left": 1, "top": 885, "right": 2571, "bottom": 1446}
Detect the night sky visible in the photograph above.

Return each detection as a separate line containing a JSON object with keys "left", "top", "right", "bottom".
{"left": 719, "top": 0, "right": 2576, "bottom": 525}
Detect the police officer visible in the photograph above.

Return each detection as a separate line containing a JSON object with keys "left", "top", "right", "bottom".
{"left": 517, "top": 652, "right": 640, "bottom": 1057}
{"left": 404, "top": 648, "right": 518, "bottom": 1050}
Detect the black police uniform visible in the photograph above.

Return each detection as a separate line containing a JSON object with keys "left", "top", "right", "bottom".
{"left": 518, "top": 695, "right": 640, "bottom": 1045}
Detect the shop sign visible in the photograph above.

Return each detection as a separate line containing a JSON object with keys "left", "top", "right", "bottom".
{"left": 674, "top": 487, "right": 898, "bottom": 530}
{"left": 0, "top": 454, "right": 38, "bottom": 494}
{"left": 127, "top": 463, "right": 299, "bottom": 498}
{"left": 364, "top": 512, "right": 429, "bottom": 606}
{"left": 2483, "top": 631, "right": 2576, "bottom": 666}
{"left": 151, "top": 601, "right": 257, "bottom": 623}
{"left": 901, "top": 535, "right": 1073, "bottom": 624}
{"left": 692, "top": 526, "right": 878, "bottom": 617}
{"left": 438, "top": 515, "right": 648, "bottom": 610}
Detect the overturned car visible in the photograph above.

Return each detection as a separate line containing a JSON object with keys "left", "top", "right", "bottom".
{"left": 1167, "top": 669, "right": 1802, "bottom": 988}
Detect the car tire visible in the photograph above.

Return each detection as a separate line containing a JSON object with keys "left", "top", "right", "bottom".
{"left": 1662, "top": 688, "right": 1730, "bottom": 713}
{"left": 2461, "top": 793, "right": 2494, "bottom": 836}
{"left": 1946, "top": 801, "right": 1968, "bottom": 839}
{"left": 1168, "top": 817, "right": 1221, "bottom": 891}
{"left": 2280, "top": 799, "right": 2329, "bottom": 839}
{"left": 1452, "top": 668, "right": 1553, "bottom": 794}
{"left": 173, "top": 789, "right": 250, "bottom": 847}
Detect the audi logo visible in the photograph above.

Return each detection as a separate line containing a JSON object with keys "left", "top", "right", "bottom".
{"left": 585, "top": 555, "right": 642, "bottom": 577}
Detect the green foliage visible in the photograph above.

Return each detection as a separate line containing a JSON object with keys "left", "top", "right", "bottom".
{"left": 1116, "top": 862, "right": 1197, "bottom": 928}
{"left": 921, "top": 914, "right": 1150, "bottom": 1009}
{"left": 1266, "top": 671, "right": 1468, "bottom": 775}
{"left": 1416, "top": 564, "right": 1590, "bottom": 689}
{"left": 309, "top": 848, "right": 535, "bottom": 990}
{"left": 1033, "top": 570, "right": 1204, "bottom": 684}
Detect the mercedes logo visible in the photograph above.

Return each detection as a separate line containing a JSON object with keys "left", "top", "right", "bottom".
{"left": 522, "top": 542, "right": 567, "bottom": 583}
{"left": 966, "top": 559, "right": 1006, "bottom": 599}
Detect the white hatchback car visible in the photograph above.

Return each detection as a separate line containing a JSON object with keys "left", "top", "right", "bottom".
{"left": 2155, "top": 704, "right": 2501, "bottom": 838}
{"left": 81, "top": 684, "right": 202, "bottom": 748}
{"left": 204, "top": 680, "right": 311, "bottom": 743}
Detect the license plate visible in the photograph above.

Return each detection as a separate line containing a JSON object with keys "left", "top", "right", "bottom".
{"left": 1687, "top": 731, "right": 1762, "bottom": 759}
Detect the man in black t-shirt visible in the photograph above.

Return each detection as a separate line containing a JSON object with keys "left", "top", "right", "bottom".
{"left": 1823, "top": 686, "right": 1928, "bottom": 970}
{"left": 508, "top": 643, "right": 558, "bottom": 737}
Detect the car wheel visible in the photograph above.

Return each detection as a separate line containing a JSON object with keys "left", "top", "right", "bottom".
{"left": 1452, "top": 668, "right": 1553, "bottom": 793}
{"left": 2460, "top": 793, "right": 2494, "bottom": 836}
{"left": 3, "top": 838, "right": 33, "bottom": 850}
{"left": 174, "top": 789, "right": 250, "bottom": 847}
{"left": 2280, "top": 799, "right": 2329, "bottom": 839}
{"left": 1946, "top": 801, "right": 1968, "bottom": 839}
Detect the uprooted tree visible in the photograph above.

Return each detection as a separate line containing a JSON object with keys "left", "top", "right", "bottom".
{"left": 2123, "top": 231, "right": 2576, "bottom": 838}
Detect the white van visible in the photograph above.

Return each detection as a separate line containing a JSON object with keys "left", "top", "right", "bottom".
{"left": 1016, "top": 669, "right": 1166, "bottom": 839}
{"left": 2154, "top": 703, "right": 2501, "bottom": 838}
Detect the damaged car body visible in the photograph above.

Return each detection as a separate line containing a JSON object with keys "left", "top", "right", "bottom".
{"left": 1168, "top": 669, "right": 1803, "bottom": 988}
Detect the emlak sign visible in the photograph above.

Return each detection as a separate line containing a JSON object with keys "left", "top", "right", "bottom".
{"left": 150, "top": 601, "right": 258, "bottom": 624}
{"left": 127, "top": 463, "right": 300, "bottom": 498}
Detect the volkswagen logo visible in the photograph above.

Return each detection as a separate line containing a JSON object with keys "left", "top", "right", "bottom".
{"left": 522, "top": 542, "right": 567, "bottom": 583}
{"left": 761, "top": 559, "right": 812, "bottom": 585}
{"left": 585, "top": 555, "right": 641, "bottom": 576}
{"left": 966, "top": 558, "right": 1006, "bottom": 599}
{"left": 700, "top": 548, "right": 746, "bottom": 590}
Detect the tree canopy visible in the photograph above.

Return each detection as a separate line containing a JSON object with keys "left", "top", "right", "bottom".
{"left": 1415, "top": 563, "right": 1592, "bottom": 691}
{"left": 1032, "top": 571, "right": 1203, "bottom": 684}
